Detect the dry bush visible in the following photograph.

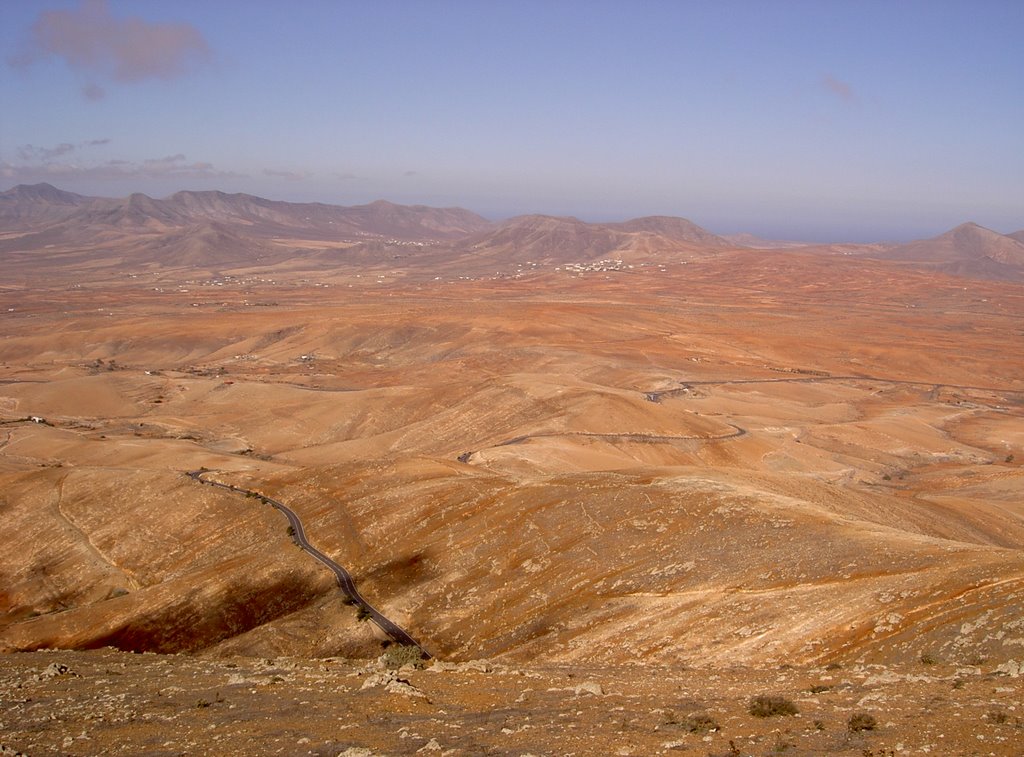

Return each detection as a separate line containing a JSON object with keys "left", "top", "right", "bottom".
{"left": 681, "top": 713, "right": 718, "bottom": 733}
{"left": 381, "top": 644, "right": 426, "bottom": 670}
{"left": 749, "top": 695, "right": 798, "bottom": 717}
{"left": 847, "top": 712, "right": 877, "bottom": 732}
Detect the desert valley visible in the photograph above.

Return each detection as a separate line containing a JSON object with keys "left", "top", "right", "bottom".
{"left": 1, "top": 183, "right": 1023, "bottom": 756}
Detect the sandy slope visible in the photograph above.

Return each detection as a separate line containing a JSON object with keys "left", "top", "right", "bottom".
{"left": 1, "top": 251, "right": 1022, "bottom": 677}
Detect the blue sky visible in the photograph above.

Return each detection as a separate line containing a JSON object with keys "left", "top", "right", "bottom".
{"left": 2, "top": 0, "right": 1022, "bottom": 241}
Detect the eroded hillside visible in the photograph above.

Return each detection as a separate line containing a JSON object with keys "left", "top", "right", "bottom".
{"left": 1, "top": 251, "right": 1023, "bottom": 673}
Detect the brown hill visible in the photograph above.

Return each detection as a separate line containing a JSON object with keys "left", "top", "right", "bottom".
{"left": 456, "top": 214, "right": 629, "bottom": 266}
{"left": 881, "top": 222, "right": 1024, "bottom": 279}
{"left": 131, "top": 221, "right": 283, "bottom": 268}
{"left": 339, "top": 199, "right": 493, "bottom": 240}
{"left": 0, "top": 185, "right": 494, "bottom": 276}
{"left": 1007, "top": 229, "right": 1024, "bottom": 243}
{"left": 607, "top": 215, "right": 730, "bottom": 246}
{"left": 158, "top": 192, "right": 492, "bottom": 241}
{"left": 56, "top": 190, "right": 492, "bottom": 242}
{"left": 0, "top": 183, "right": 94, "bottom": 227}
{"left": 450, "top": 213, "right": 729, "bottom": 272}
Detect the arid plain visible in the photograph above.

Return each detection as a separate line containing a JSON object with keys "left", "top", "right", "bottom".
{"left": 1, "top": 185, "right": 1023, "bottom": 754}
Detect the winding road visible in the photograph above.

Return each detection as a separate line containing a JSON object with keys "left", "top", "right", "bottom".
{"left": 186, "top": 470, "right": 430, "bottom": 658}
{"left": 457, "top": 423, "right": 746, "bottom": 462}
{"left": 456, "top": 370, "right": 1024, "bottom": 464}
{"left": 646, "top": 373, "right": 1024, "bottom": 403}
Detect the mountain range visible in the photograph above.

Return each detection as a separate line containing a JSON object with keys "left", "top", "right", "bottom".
{"left": 1, "top": 183, "right": 1022, "bottom": 279}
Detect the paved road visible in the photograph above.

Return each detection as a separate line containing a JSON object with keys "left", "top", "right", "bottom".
{"left": 455, "top": 369, "right": 1024, "bottom": 464}
{"left": 494, "top": 426, "right": 746, "bottom": 447}
{"left": 187, "top": 470, "right": 430, "bottom": 658}
{"left": 646, "top": 373, "right": 1024, "bottom": 402}
{"left": 457, "top": 424, "right": 746, "bottom": 462}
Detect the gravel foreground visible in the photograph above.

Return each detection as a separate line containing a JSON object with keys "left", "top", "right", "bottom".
{"left": 1, "top": 649, "right": 1021, "bottom": 756}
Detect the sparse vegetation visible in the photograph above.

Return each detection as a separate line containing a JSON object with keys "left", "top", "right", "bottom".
{"left": 681, "top": 713, "right": 718, "bottom": 733}
{"left": 919, "top": 652, "right": 937, "bottom": 665}
{"left": 808, "top": 684, "right": 832, "bottom": 694}
{"left": 381, "top": 644, "right": 426, "bottom": 670}
{"left": 985, "top": 710, "right": 1008, "bottom": 725}
{"left": 355, "top": 606, "right": 371, "bottom": 622}
{"left": 665, "top": 710, "right": 719, "bottom": 732}
{"left": 749, "top": 695, "right": 798, "bottom": 717}
{"left": 847, "top": 712, "right": 877, "bottom": 732}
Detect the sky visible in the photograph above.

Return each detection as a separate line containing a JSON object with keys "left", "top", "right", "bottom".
{"left": 1, "top": 0, "right": 1022, "bottom": 241}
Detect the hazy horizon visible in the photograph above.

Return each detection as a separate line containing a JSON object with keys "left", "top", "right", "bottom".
{"left": 3, "top": 1, "right": 1022, "bottom": 243}
{"left": 6, "top": 178, "right": 1023, "bottom": 246}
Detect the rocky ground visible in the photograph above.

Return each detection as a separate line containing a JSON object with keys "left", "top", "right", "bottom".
{"left": 1, "top": 649, "right": 1021, "bottom": 756}
{"left": 2, "top": 255, "right": 1023, "bottom": 755}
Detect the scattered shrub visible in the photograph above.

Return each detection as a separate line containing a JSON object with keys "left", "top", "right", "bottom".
{"left": 680, "top": 713, "right": 718, "bottom": 733}
{"left": 919, "top": 653, "right": 937, "bottom": 665}
{"left": 847, "top": 712, "right": 877, "bottom": 732}
{"left": 749, "top": 695, "right": 798, "bottom": 717}
{"left": 808, "top": 684, "right": 832, "bottom": 694}
{"left": 986, "top": 710, "right": 1008, "bottom": 725}
{"left": 382, "top": 644, "right": 426, "bottom": 670}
